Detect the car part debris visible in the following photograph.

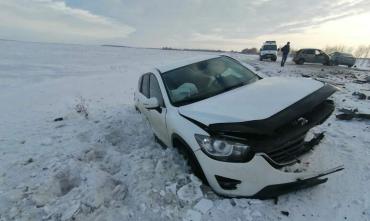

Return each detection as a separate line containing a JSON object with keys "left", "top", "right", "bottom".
{"left": 352, "top": 92, "right": 367, "bottom": 100}
{"left": 337, "top": 108, "right": 370, "bottom": 120}
{"left": 54, "top": 117, "right": 64, "bottom": 122}
{"left": 336, "top": 113, "right": 370, "bottom": 121}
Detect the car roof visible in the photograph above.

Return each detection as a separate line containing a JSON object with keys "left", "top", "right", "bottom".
{"left": 300, "top": 48, "right": 320, "bottom": 50}
{"left": 156, "top": 54, "right": 221, "bottom": 73}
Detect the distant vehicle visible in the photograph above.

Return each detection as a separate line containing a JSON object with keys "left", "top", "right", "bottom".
{"left": 293, "top": 49, "right": 330, "bottom": 65}
{"left": 259, "top": 41, "right": 277, "bottom": 61}
{"left": 135, "top": 55, "right": 343, "bottom": 198}
{"left": 329, "top": 52, "right": 356, "bottom": 67}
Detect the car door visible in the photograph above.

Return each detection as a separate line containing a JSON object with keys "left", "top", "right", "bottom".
{"left": 304, "top": 49, "right": 315, "bottom": 63}
{"left": 147, "top": 74, "right": 168, "bottom": 144}
{"left": 314, "top": 50, "right": 326, "bottom": 64}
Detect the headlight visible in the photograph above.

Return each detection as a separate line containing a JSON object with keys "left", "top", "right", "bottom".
{"left": 195, "top": 134, "right": 254, "bottom": 162}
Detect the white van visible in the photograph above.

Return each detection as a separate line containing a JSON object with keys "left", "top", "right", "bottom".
{"left": 259, "top": 41, "right": 278, "bottom": 62}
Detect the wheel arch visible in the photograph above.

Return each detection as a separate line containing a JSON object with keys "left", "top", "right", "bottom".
{"left": 171, "top": 133, "right": 191, "bottom": 150}
{"left": 171, "top": 133, "right": 209, "bottom": 184}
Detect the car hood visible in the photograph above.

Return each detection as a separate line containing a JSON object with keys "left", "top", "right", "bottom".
{"left": 178, "top": 77, "right": 336, "bottom": 134}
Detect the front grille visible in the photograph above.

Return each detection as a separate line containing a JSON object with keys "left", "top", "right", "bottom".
{"left": 259, "top": 100, "right": 334, "bottom": 164}
{"left": 266, "top": 137, "right": 310, "bottom": 163}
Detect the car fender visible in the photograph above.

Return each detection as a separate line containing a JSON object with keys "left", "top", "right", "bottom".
{"left": 166, "top": 108, "right": 209, "bottom": 151}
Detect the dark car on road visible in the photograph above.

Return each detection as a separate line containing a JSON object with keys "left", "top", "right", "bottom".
{"left": 293, "top": 49, "right": 330, "bottom": 65}
{"left": 329, "top": 52, "right": 356, "bottom": 67}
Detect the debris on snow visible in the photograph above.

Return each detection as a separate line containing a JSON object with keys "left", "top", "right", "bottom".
{"left": 74, "top": 96, "right": 89, "bottom": 119}
{"left": 352, "top": 92, "right": 367, "bottom": 100}
{"left": 24, "top": 158, "right": 34, "bottom": 165}
{"left": 53, "top": 117, "right": 64, "bottom": 122}
{"left": 336, "top": 113, "right": 370, "bottom": 121}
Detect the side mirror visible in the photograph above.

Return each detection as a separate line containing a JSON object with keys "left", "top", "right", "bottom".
{"left": 142, "top": 97, "right": 159, "bottom": 110}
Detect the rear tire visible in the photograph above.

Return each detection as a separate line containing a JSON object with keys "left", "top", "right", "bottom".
{"left": 272, "top": 57, "right": 277, "bottom": 62}
{"left": 259, "top": 56, "right": 263, "bottom": 61}
{"left": 174, "top": 138, "right": 208, "bottom": 185}
{"left": 297, "top": 59, "right": 304, "bottom": 65}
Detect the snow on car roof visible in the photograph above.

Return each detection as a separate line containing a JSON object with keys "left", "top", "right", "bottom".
{"left": 157, "top": 54, "right": 221, "bottom": 73}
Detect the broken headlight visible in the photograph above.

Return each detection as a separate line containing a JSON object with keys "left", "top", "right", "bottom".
{"left": 195, "top": 134, "right": 254, "bottom": 162}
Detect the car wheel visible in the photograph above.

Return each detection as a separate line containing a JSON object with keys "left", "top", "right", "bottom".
{"left": 259, "top": 56, "right": 263, "bottom": 61}
{"left": 272, "top": 58, "right": 277, "bottom": 62}
{"left": 297, "top": 58, "right": 304, "bottom": 65}
{"left": 174, "top": 138, "right": 208, "bottom": 185}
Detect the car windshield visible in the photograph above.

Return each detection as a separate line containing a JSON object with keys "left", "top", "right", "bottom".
{"left": 262, "top": 45, "right": 277, "bottom": 50}
{"left": 161, "top": 56, "right": 259, "bottom": 106}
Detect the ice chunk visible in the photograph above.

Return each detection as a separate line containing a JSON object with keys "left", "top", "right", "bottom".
{"left": 189, "top": 174, "right": 202, "bottom": 186}
{"left": 177, "top": 183, "right": 203, "bottom": 204}
{"left": 183, "top": 209, "right": 202, "bottom": 221}
{"left": 194, "top": 198, "right": 213, "bottom": 214}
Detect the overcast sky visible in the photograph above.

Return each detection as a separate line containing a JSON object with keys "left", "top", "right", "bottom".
{"left": 1, "top": 0, "right": 369, "bottom": 50}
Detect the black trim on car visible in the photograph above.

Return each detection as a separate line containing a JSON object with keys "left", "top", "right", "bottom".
{"left": 252, "top": 177, "right": 328, "bottom": 200}
{"left": 215, "top": 175, "right": 241, "bottom": 190}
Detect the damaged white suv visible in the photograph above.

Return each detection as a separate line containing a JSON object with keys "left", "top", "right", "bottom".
{"left": 134, "top": 55, "right": 343, "bottom": 199}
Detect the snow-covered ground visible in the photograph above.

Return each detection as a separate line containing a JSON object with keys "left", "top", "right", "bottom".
{"left": 0, "top": 40, "right": 369, "bottom": 221}
{"left": 355, "top": 58, "right": 370, "bottom": 71}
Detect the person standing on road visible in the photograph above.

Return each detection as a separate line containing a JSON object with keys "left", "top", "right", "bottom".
{"left": 280, "top": 42, "right": 290, "bottom": 67}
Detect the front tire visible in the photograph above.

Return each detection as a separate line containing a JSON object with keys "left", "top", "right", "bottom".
{"left": 174, "top": 139, "right": 208, "bottom": 185}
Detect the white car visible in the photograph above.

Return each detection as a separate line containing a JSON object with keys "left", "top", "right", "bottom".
{"left": 259, "top": 41, "right": 278, "bottom": 61}
{"left": 134, "top": 55, "right": 343, "bottom": 199}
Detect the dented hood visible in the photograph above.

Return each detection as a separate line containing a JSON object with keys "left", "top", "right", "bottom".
{"left": 178, "top": 77, "right": 336, "bottom": 134}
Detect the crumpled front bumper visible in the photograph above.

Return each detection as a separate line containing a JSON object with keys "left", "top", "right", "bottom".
{"left": 195, "top": 150, "right": 344, "bottom": 199}
{"left": 252, "top": 165, "right": 344, "bottom": 199}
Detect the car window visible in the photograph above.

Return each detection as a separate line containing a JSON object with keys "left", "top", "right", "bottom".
{"left": 304, "top": 50, "right": 315, "bottom": 55}
{"left": 161, "top": 56, "right": 259, "bottom": 106}
{"left": 149, "top": 74, "right": 164, "bottom": 106}
{"left": 315, "top": 50, "right": 322, "bottom": 55}
{"left": 262, "top": 45, "right": 277, "bottom": 50}
{"left": 140, "top": 74, "right": 150, "bottom": 98}
{"left": 341, "top": 53, "right": 353, "bottom": 57}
